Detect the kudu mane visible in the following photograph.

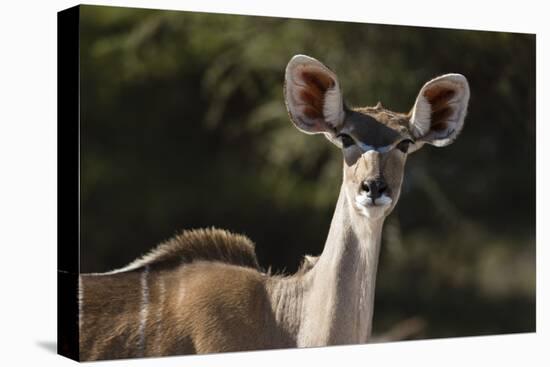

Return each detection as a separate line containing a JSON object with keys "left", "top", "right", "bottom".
{"left": 112, "top": 228, "right": 261, "bottom": 273}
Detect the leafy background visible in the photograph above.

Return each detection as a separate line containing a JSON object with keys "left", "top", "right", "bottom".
{"left": 79, "top": 5, "right": 535, "bottom": 340}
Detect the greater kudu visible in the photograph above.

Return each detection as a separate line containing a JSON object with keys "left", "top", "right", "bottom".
{"left": 79, "top": 55, "right": 470, "bottom": 360}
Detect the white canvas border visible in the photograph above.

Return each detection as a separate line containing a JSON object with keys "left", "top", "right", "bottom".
{"left": 0, "top": 0, "right": 545, "bottom": 366}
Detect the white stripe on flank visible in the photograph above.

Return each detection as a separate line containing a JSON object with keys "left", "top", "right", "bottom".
{"left": 155, "top": 277, "right": 166, "bottom": 355}
{"left": 138, "top": 265, "right": 150, "bottom": 355}
{"left": 78, "top": 276, "right": 83, "bottom": 332}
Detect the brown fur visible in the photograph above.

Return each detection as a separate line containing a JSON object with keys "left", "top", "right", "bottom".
{"left": 80, "top": 272, "right": 144, "bottom": 360}
{"left": 79, "top": 229, "right": 296, "bottom": 361}
{"left": 172, "top": 263, "right": 295, "bottom": 353}
{"left": 80, "top": 265, "right": 296, "bottom": 360}
{"left": 354, "top": 106, "right": 411, "bottom": 132}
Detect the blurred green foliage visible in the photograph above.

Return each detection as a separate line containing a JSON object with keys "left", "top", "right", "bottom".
{"left": 79, "top": 5, "right": 535, "bottom": 339}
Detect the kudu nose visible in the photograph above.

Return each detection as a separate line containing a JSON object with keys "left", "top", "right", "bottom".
{"left": 361, "top": 179, "right": 387, "bottom": 200}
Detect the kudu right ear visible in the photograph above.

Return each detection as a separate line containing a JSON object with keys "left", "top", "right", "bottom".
{"left": 408, "top": 74, "right": 470, "bottom": 150}
{"left": 284, "top": 55, "right": 345, "bottom": 135}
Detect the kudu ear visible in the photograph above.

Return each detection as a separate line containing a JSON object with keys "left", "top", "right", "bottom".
{"left": 284, "top": 55, "right": 345, "bottom": 136}
{"left": 408, "top": 74, "right": 470, "bottom": 150}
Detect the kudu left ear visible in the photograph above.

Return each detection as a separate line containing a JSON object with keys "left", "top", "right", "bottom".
{"left": 408, "top": 74, "right": 470, "bottom": 151}
{"left": 284, "top": 55, "right": 345, "bottom": 136}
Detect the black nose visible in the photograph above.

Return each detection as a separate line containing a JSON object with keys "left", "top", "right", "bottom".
{"left": 361, "top": 179, "right": 387, "bottom": 200}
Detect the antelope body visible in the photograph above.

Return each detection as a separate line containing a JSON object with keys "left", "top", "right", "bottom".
{"left": 79, "top": 55, "right": 470, "bottom": 361}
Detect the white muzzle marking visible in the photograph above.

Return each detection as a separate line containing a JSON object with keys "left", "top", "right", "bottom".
{"left": 355, "top": 192, "right": 392, "bottom": 217}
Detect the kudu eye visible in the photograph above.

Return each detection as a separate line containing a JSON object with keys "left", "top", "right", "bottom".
{"left": 337, "top": 134, "right": 355, "bottom": 148}
{"left": 396, "top": 139, "right": 414, "bottom": 153}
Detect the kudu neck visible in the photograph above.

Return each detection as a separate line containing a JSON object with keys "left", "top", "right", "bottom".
{"left": 295, "top": 185, "right": 386, "bottom": 346}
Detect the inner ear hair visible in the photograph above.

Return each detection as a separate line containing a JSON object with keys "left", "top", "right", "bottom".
{"left": 299, "top": 68, "right": 336, "bottom": 122}
{"left": 423, "top": 84, "right": 456, "bottom": 132}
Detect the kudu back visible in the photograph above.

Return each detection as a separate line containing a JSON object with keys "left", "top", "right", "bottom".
{"left": 79, "top": 55, "right": 469, "bottom": 361}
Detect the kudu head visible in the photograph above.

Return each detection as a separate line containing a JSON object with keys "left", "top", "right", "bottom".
{"left": 284, "top": 55, "right": 470, "bottom": 219}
